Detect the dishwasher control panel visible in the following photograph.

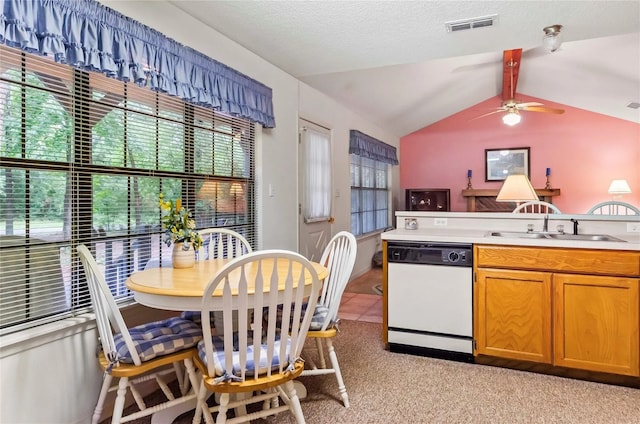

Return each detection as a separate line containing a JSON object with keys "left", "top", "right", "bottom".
{"left": 387, "top": 242, "right": 472, "bottom": 267}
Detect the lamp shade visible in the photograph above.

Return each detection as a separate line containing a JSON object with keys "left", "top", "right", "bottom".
{"left": 607, "top": 179, "right": 631, "bottom": 194}
{"left": 197, "top": 180, "right": 220, "bottom": 199}
{"left": 496, "top": 174, "right": 539, "bottom": 202}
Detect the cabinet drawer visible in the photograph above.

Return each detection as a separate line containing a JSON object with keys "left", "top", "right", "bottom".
{"left": 475, "top": 245, "right": 640, "bottom": 276}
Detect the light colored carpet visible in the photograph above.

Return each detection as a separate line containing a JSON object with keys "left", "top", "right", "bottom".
{"left": 125, "top": 320, "right": 640, "bottom": 424}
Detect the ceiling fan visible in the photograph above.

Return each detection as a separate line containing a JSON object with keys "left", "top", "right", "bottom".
{"left": 475, "top": 48, "right": 565, "bottom": 125}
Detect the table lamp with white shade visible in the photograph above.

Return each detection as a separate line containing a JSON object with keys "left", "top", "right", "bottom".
{"left": 607, "top": 179, "right": 631, "bottom": 200}
{"left": 496, "top": 174, "right": 539, "bottom": 206}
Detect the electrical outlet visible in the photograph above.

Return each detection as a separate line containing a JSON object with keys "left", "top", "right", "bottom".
{"left": 434, "top": 218, "right": 448, "bottom": 226}
{"left": 627, "top": 223, "right": 640, "bottom": 232}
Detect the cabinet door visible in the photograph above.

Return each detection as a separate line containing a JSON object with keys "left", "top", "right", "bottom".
{"left": 554, "top": 274, "right": 639, "bottom": 376}
{"left": 475, "top": 269, "right": 552, "bottom": 363}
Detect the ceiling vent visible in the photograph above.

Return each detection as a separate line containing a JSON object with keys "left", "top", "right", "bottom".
{"left": 446, "top": 15, "right": 498, "bottom": 32}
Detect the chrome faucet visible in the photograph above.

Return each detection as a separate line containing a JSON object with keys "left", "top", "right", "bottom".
{"left": 542, "top": 214, "right": 549, "bottom": 233}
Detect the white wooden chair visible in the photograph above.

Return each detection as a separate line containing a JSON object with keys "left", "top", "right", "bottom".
{"left": 192, "top": 250, "right": 322, "bottom": 424}
{"left": 587, "top": 201, "right": 640, "bottom": 215}
{"left": 512, "top": 201, "right": 562, "bottom": 214}
{"left": 197, "top": 228, "right": 252, "bottom": 260}
{"left": 183, "top": 228, "right": 253, "bottom": 327}
{"left": 76, "top": 245, "right": 202, "bottom": 424}
{"left": 300, "top": 231, "right": 357, "bottom": 407}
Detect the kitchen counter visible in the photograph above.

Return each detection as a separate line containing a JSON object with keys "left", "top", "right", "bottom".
{"left": 382, "top": 212, "right": 640, "bottom": 251}
{"left": 382, "top": 228, "right": 639, "bottom": 251}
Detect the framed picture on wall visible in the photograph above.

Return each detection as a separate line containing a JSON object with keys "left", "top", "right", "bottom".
{"left": 485, "top": 147, "right": 530, "bottom": 181}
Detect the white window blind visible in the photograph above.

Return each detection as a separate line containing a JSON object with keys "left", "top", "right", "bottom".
{"left": 350, "top": 155, "right": 390, "bottom": 236}
{"left": 0, "top": 45, "right": 256, "bottom": 335}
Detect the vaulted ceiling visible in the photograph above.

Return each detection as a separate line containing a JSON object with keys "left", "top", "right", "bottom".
{"left": 168, "top": 1, "right": 640, "bottom": 137}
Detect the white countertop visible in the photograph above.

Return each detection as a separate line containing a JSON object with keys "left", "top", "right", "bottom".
{"left": 382, "top": 228, "right": 640, "bottom": 251}
{"left": 383, "top": 212, "right": 640, "bottom": 251}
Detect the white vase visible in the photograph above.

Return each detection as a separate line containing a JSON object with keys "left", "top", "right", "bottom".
{"left": 172, "top": 243, "right": 195, "bottom": 269}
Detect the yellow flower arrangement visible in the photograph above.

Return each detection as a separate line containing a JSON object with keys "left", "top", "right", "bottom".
{"left": 158, "top": 193, "right": 203, "bottom": 250}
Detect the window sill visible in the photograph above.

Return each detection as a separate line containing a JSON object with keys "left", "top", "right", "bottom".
{"left": 0, "top": 299, "right": 144, "bottom": 359}
{"left": 0, "top": 313, "right": 97, "bottom": 359}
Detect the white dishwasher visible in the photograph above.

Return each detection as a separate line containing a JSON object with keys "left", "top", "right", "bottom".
{"left": 387, "top": 241, "right": 473, "bottom": 362}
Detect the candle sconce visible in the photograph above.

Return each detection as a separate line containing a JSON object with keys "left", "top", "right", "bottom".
{"left": 545, "top": 167, "right": 552, "bottom": 189}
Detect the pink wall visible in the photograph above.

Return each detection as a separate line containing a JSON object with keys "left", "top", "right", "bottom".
{"left": 400, "top": 94, "right": 640, "bottom": 214}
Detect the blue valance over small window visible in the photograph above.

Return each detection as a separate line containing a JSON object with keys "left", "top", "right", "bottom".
{"left": 0, "top": 0, "right": 275, "bottom": 127}
{"left": 349, "top": 130, "right": 398, "bottom": 165}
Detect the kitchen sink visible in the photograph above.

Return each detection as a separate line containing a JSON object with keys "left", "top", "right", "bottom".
{"left": 545, "top": 233, "right": 626, "bottom": 242}
{"left": 487, "top": 231, "right": 626, "bottom": 242}
{"left": 488, "top": 231, "right": 548, "bottom": 239}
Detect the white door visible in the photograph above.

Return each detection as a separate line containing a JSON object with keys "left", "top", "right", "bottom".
{"left": 298, "top": 119, "right": 332, "bottom": 262}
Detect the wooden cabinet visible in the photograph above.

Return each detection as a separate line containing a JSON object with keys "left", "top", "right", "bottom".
{"left": 474, "top": 269, "right": 551, "bottom": 363}
{"left": 474, "top": 245, "right": 640, "bottom": 377}
{"left": 475, "top": 269, "right": 552, "bottom": 363}
{"left": 554, "top": 273, "right": 639, "bottom": 376}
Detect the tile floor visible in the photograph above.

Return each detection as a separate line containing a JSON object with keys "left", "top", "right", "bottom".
{"left": 338, "top": 292, "right": 382, "bottom": 323}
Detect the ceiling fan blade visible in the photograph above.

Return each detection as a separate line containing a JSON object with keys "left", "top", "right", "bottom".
{"left": 515, "top": 102, "right": 544, "bottom": 108}
{"left": 470, "top": 108, "right": 507, "bottom": 120}
{"left": 520, "top": 105, "right": 565, "bottom": 114}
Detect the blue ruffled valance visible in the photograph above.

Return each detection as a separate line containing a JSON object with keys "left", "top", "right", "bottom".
{"left": 0, "top": 0, "right": 275, "bottom": 127}
{"left": 349, "top": 130, "right": 398, "bottom": 165}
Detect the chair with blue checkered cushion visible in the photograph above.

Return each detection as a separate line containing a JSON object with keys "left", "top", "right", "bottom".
{"left": 192, "top": 249, "right": 322, "bottom": 424}
{"left": 301, "top": 231, "right": 357, "bottom": 408}
{"left": 181, "top": 228, "right": 253, "bottom": 328}
{"left": 77, "top": 244, "right": 202, "bottom": 424}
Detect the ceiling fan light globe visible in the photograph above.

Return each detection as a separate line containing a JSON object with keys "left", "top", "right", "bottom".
{"left": 502, "top": 112, "right": 521, "bottom": 126}
{"left": 542, "top": 24, "right": 563, "bottom": 52}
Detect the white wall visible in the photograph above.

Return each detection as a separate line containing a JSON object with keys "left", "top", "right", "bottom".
{"left": 0, "top": 1, "right": 399, "bottom": 422}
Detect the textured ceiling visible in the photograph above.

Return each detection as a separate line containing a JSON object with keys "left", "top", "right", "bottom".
{"left": 168, "top": 0, "right": 640, "bottom": 136}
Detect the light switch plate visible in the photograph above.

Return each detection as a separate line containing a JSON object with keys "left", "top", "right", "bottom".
{"left": 627, "top": 223, "right": 640, "bottom": 232}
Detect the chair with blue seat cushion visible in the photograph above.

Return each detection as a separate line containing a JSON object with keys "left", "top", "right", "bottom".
{"left": 301, "top": 231, "right": 357, "bottom": 408}
{"left": 77, "top": 244, "right": 202, "bottom": 424}
{"left": 192, "top": 249, "right": 322, "bottom": 424}
{"left": 180, "top": 228, "right": 253, "bottom": 328}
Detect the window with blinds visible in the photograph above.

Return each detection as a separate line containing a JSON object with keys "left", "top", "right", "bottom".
{"left": 350, "top": 154, "right": 390, "bottom": 236}
{"left": 0, "top": 45, "right": 256, "bottom": 335}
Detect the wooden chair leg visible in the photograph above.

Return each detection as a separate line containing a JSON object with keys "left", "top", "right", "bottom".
{"left": 193, "top": 381, "right": 207, "bottom": 424}
{"left": 283, "top": 380, "right": 305, "bottom": 424}
{"left": 92, "top": 374, "right": 112, "bottom": 424}
{"left": 111, "top": 377, "right": 129, "bottom": 424}
{"left": 216, "top": 393, "right": 230, "bottom": 424}
{"left": 327, "top": 339, "right": 349, "bottom": 408}
{"left": 315, "top": 338, "right": 327, "bottom": 368}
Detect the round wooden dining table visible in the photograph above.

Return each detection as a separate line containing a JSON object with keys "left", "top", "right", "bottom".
{"left": 126, "top": 257, "right": 328, "bottom": 311}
